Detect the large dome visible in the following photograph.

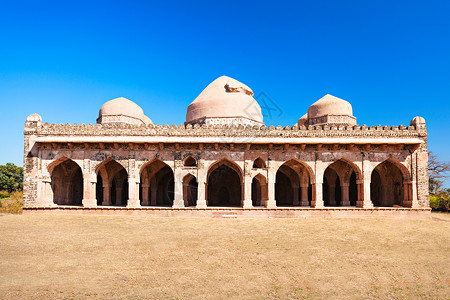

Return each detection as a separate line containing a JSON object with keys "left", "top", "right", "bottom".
{"left": 307, "top": 94, "right": 353, "bottom": 119}
{"left": 97, "top": 97, "right": 151, "bottom": 125}
{"left": 186, "top": 76, "right": 264, "bottom": 126}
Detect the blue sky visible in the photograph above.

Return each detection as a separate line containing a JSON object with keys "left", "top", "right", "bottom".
{"left": 1, "top": 0, "right": 449, "bottom": 184}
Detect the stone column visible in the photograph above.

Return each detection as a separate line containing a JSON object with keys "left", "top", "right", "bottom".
{"left": 127, "top": 177, "right": 141, "bottom": 208}
{"left": 411, "top": 180, "right": 418, "bottom": 208}
{"left": 40, "top": 179, "right": 55, "bottom": 207}
{"left": 102, "top": 183, "right": 111, "bottom": 206}
{"left": 266, "top": 171, "right": 277, "bottom": 208}
{"left": 341, "top": 183, "right": 350, "bottom": 206}
{"left": 173, "top": 173, "right": 184, "bottom": 208}
{"left": 141, "top": 184, "right": 150, "bottom": 206}
{"left": 82, "top": 173, "right": 97, "bottom": 208}
{"left": 196, "top": 180, "right": 207, "bottom": 208}
{"left": 243, "top": 177, "right": 253, "bottom": 208}
{"left": 300, "top": 184, "right": 309, "bottom": 206}
{"left": 402, "top": 181, "right": 413, "bottom": 208}
{"left": 360, "top": 154, "right": 373, "bottom": 208}
{"left": 360, "top": 179, "right": 373, "bottom": 208}
{"left": 312, "top": 156, "right": 324, "bottom": 208}
{"left": 150, "top": 177, "right": 157, "bottom": 205}
{"left": 292, "top": 184, "right": 299, "bottom": 206}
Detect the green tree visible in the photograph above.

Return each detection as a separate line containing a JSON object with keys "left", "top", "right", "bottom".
{"left": 0, "top": 163, "right": 23, "bottom": 192}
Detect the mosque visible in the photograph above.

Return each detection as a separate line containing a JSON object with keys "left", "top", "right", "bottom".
{"left": 23, "top": 76, "right": 430, "bottom": 217}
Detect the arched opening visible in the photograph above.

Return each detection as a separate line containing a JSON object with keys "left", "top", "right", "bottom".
{"left": 183, "top": 174, "right": 198, "bottom": 207}
{"left": 207, "top": 159, "right": 242, "bottom": 207}
{"left": 323, "top": 159, "right": 360, "bottom": 207}
{"left": 50, "top": 158, "right": 83, "bottom": 206}
{"left": 96, "top": 159, "right": 128, "bottom": 206}
{"left": 253, "top": 157, "right": 266, "bottom": 169}
{"left": 371, "top": 160, "right": 410, "bottom": 207}
{"left": 140, "top": 159, "right": 174, "bottom": 206}
{"left": 184, "top": 156, "right": 197, "bottom": 167}
{"left": 252, "top": 174, "right": 267, "bottom": 206}
{"left": 275, "top": 159, "right": 312, "bottom": 206}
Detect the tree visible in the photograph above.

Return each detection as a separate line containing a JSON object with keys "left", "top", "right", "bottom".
{"left": 428, "top": 152, "right": 450, "bottom": 195}
{"left": 0, "top": 163, "right": 23, "bottom": 192}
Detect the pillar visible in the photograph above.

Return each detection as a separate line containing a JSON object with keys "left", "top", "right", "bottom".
{"left": 266, "top": 172, "right": 277, "bottom": 208}
{"left": 243, "top": 177, "right": 253, "bottom": 208}
{"left": 300, "top": 184, "right": 309, "bottom": 206}
{"left": 312, "top": 154, "right": 324, "bottom": 208}
{"left": 173, "top": 171, "right": 184, "bottom": 208}
{"left": 82, "top": 173, "right": 97, "bottom": 208}
{"left": 292, "top": 184, "right": 299, "bottom": 206}
{"left": 312, "top": 182, "right": 324, "bottom": 208}
{"left": 196, "top": 181, "right": 207, "bottom": 208}
{"left": 341, "top": 183, "right": 350, "bottom": 206}
{"left": 411, "top": 180, "right": 419, "bottom": 208}
{"left": 102, "top": 183, "right": 111, "bottom": 206}
{"left": 127, "top": 177, "right": 141, "bottom": 208}
{"left": 150, "top": 177, "right": 157, "bottom": 205}
{"left": 141, "top": 183, "right": 150, "bottom": 206}
{"left": 40, "top": 179, "right": 55, "bottom": 207}
{"left": 360, "top": 154, "right": 373, "bottom": 208}
{"left": 359, "top": 179, "right": 373, "bottom": 208}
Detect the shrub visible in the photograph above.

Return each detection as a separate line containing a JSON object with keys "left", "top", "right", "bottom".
{"left": 430, "top": 189, "right": 450, "bottom": 212}
{"left": 0, "top": 190, "right": 10, "bottom": 199}
{"left": 0, "top": 191, "right": 23, "bottom": 214}
{"left": 6, "top": 199, "right": 23, "bottom": 214}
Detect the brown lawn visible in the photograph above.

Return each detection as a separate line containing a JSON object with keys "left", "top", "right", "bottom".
{"left": 0, "top": 213, "right": 449, "bottom": 299}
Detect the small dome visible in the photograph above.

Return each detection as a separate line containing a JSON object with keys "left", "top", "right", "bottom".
{"left": 410, "top": 116, "right": 426, "bottom": 126}
{"left": 297, "top": 113, "right": 307, "bottom": 127}
{"left": 26, "top": 113, "right": 42, "bottom": 123}
{"left": 98, "top": 97, "right": 146, "bottom": 125}
{"left": 186, "top": 76, "right": 263, "bottom": 124}
{"left": 307, "top": 94, "right": 353, "bottom": 119}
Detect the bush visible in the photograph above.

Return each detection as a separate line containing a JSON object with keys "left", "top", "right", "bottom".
{"left": 0, "top": 190, "right": 23, "bottom": 214}
{"left": 0, "top": 190, "right": 10, "bottom": 199}
{"left": 430, "top": 189, "right": 450, "bottom": 212}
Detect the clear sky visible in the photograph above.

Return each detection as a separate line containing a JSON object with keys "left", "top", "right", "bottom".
{"left": 1, "top": 1, "right": 449, "bottom": 184}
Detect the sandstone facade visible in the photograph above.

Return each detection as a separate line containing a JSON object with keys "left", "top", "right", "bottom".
{"left": 23, "top": 76, "right": 430, "bottom": 217}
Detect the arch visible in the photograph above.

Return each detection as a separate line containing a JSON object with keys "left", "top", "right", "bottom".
{"left": 49, "top": 158, "right": 83, "bottom": 206}
{"left": 184, "top": 156, "right": 197, "bottom": 167}
{"left": 183, "top": 174, "right": 198, "bottom": 207}
{"left": 252, "top": 173, "right": 267, "bottom": 206}
{"left": 139, "top": 158, "right": 174, "bottom": 206}
{"left": 372, "top": 158, "right": 411, "bottom": 182}
{"left": 207, "top": 158, "right": 243, "bottom": 181}
{"left": 323, "top": 158, "right": 360, "bottom": 207}
{"left": 207, "top": 159, "right": 243, "bottom": 207}
{"left": 95, "top": 158, "right": 128, "bottom": 206}
{"left": 275, "top": 159, "right": 312, "bottom": 206}
{"left": 253, "top": 157, "right": 266, "bottom": 169}
{"left": 371, "top": 159, "right": 411, "bottom": 207}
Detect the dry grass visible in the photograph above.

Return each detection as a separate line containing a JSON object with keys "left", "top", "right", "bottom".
{"left": 0, "top": 213, "right": 449, "bottom": 299}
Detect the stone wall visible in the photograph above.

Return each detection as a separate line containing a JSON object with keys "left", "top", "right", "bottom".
{"left": 23, "top": 117, "right": 429, "bottom": 211}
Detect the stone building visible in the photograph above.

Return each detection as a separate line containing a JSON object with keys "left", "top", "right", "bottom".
{"left": 23, "top": 76, "right": 430, "bottom": 217}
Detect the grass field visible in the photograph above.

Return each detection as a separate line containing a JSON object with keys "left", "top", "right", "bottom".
{"left": 0, "top": 213, "right": 449, "bottom": 299}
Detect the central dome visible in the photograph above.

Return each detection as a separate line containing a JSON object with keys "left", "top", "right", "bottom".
{"left": 186, "top": 76, "right": 264, "bottom": 126}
